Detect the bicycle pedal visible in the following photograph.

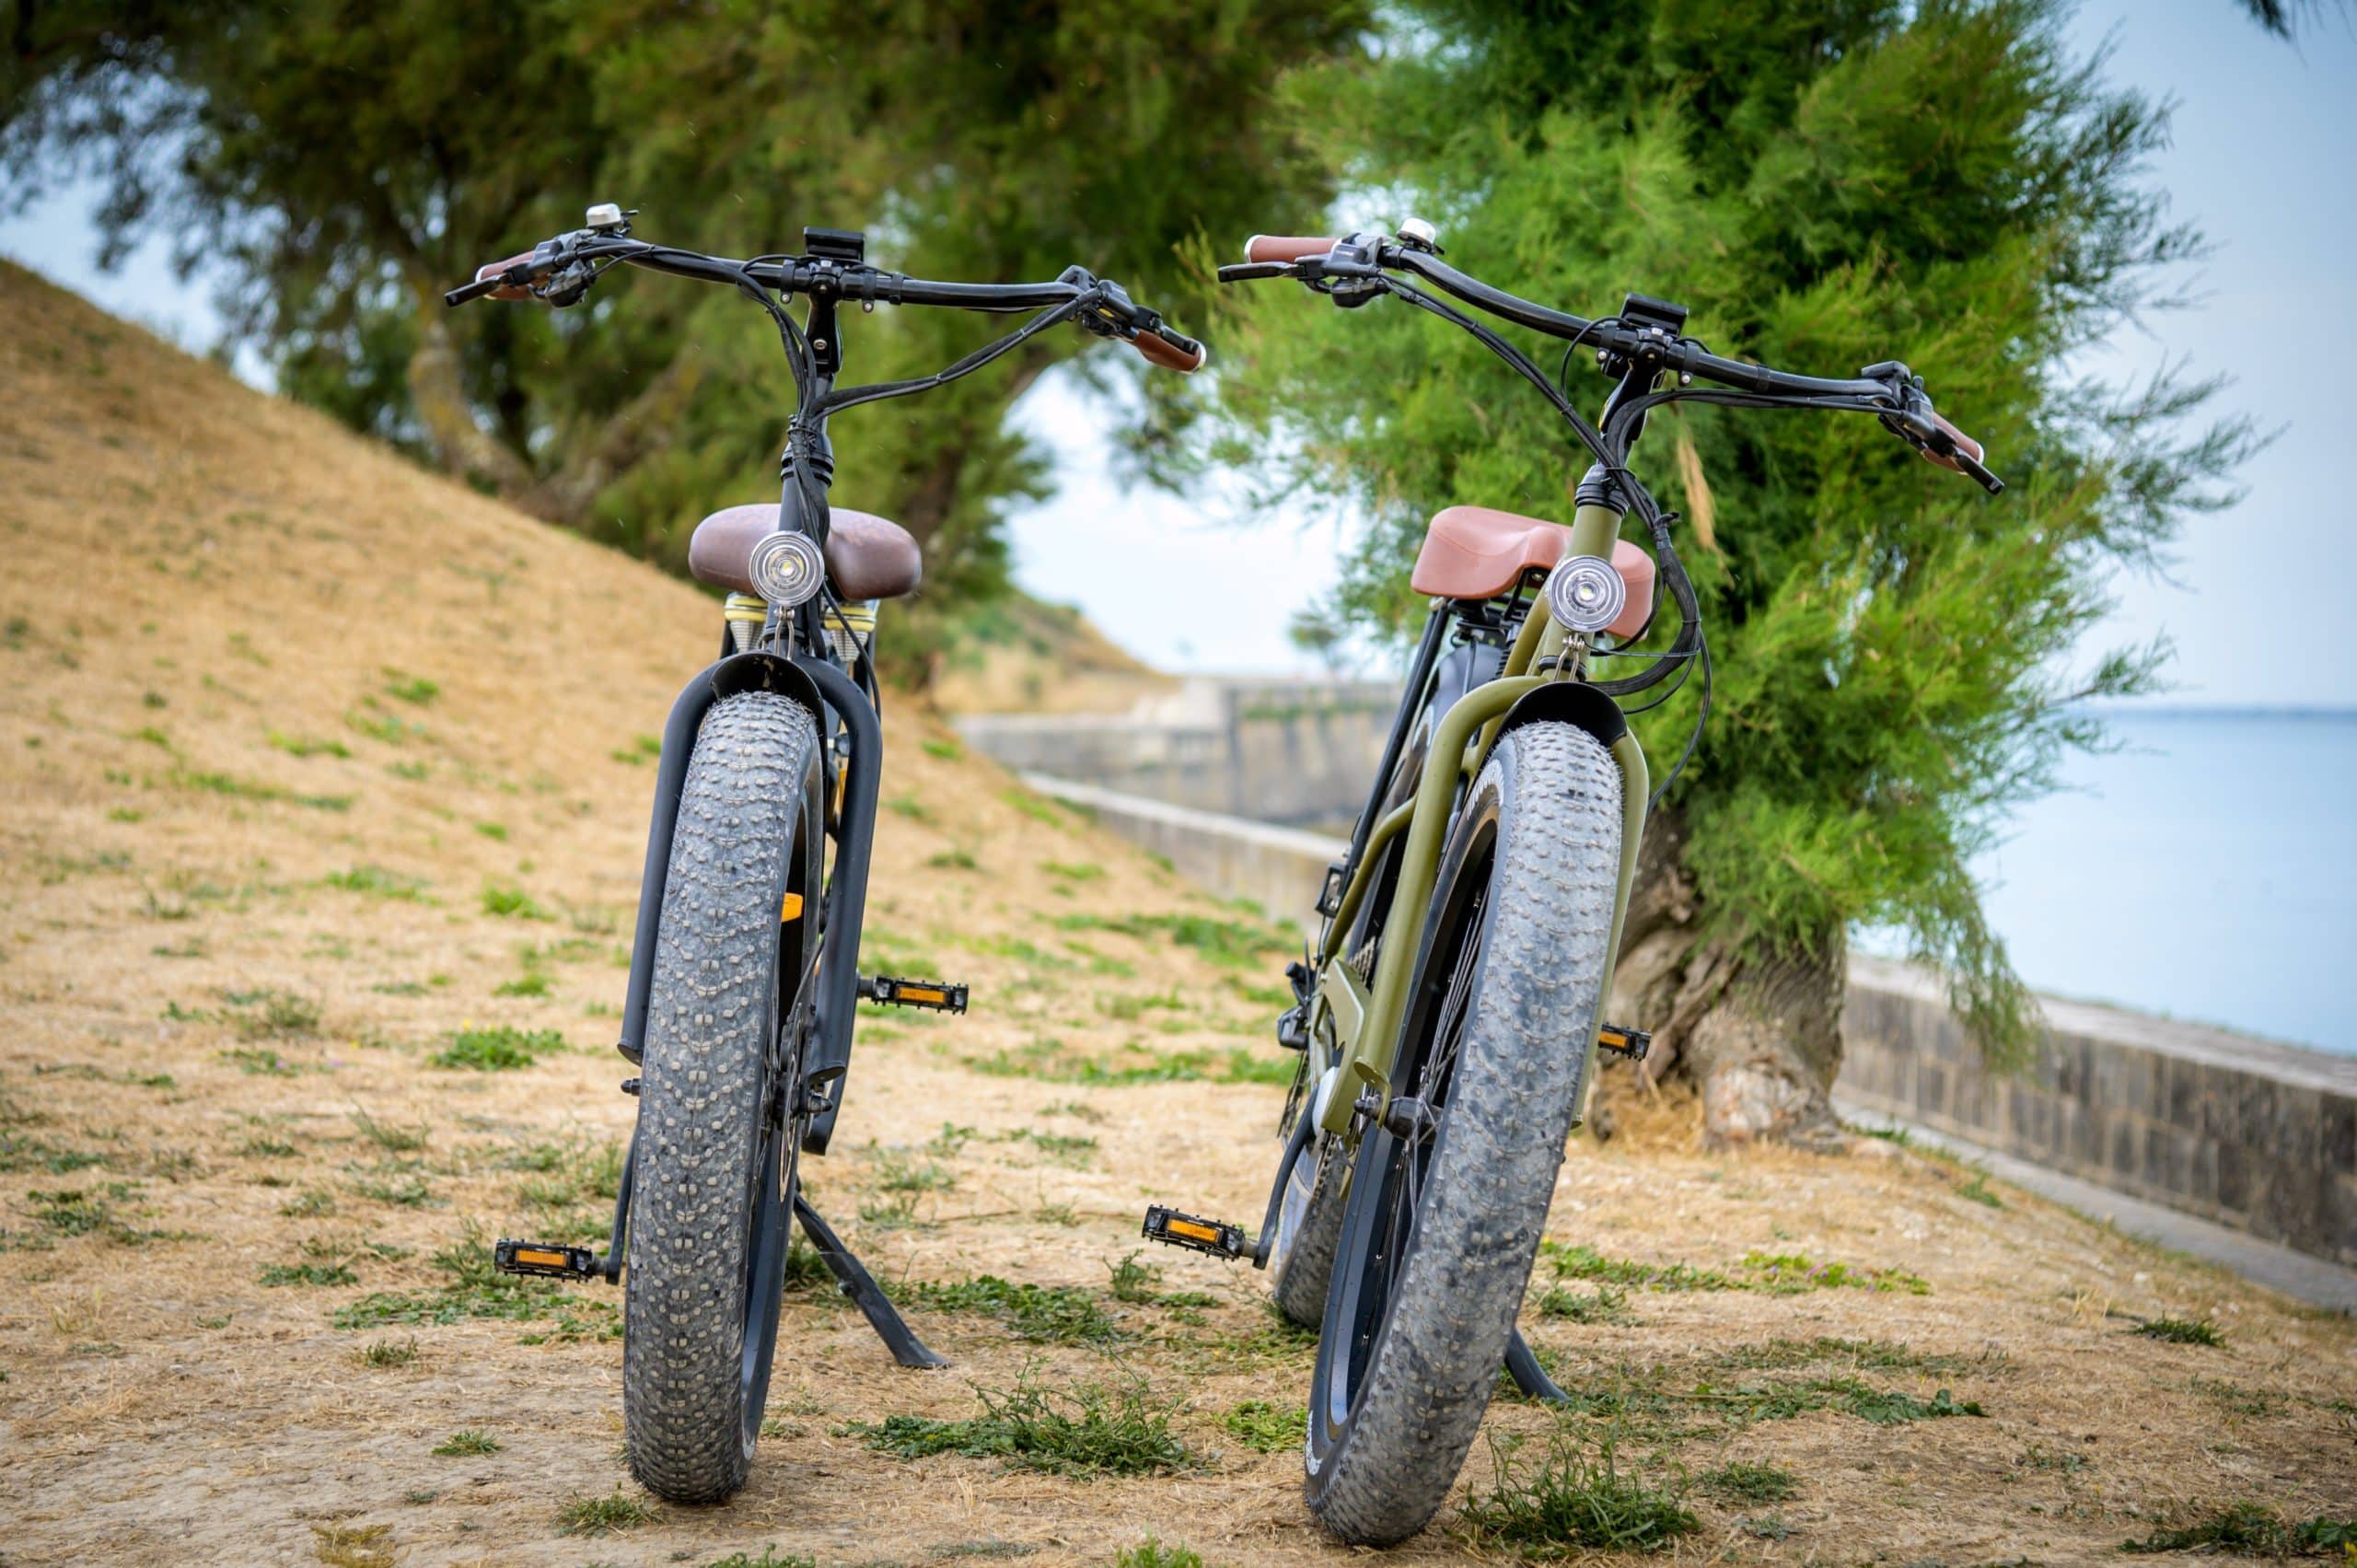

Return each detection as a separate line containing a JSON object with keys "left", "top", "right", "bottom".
{"left": 493, "top": 1238, "right": 600, "bottom": 1280}
{"left": 1141, "top": 1205, "right": 1248, "bottom": 1260}
{"left": 1596, "top": 1022, "right": 1653, "bottom": 1062}
{"left": 859, "top": 974, "right": 969, "bottom": 1014}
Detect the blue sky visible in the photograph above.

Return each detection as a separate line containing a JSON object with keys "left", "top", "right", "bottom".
{"left": 6, "top": 2, "right": 2351, "bottom": 702}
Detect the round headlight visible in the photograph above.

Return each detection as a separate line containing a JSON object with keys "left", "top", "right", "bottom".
{"left": 747, "top": 530, "right": 825, "bottom": 609}
{"left": 1544, "top": 554, "right": 1626, "bottom": 634}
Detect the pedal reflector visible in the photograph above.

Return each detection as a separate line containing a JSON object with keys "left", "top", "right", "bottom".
{"left": 1596, "top": 1022, "right": 1653, "bottom": 1062}
{"left": 1142, "top": 1205, "right": 1247, "bottom": 1260}
{"left": 860, "top": 974, "right": 970, "bottom": 1013}
{"left": 493, "top": 1238, "right": 598, "bottom": 1279}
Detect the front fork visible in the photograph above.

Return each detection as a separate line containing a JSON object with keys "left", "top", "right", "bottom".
{"left": 1300, "top": 498, "right": 1647, "bottom": 1145}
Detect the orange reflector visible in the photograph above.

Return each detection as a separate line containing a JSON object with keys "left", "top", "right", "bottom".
{"left": 513, "top": 1249, "right": 568, "bottom": 1269}
{"left": 782, "top": 891, "right": 804, "bottom": 923}
{"left": 899, "top": 986, "right": 946, "bottom": 1005}
{"left": 1167, "top": 1219, "right": 1220, "bottom": 1244}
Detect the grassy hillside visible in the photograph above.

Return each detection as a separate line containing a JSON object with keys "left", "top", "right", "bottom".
{"left": 1, "top": 261, "right": 2351, "bottom": 1567}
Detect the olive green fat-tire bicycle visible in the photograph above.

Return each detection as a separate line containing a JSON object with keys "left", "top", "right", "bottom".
{"left": 1222, "top": 225, "right": 2002, "bottom": 1545}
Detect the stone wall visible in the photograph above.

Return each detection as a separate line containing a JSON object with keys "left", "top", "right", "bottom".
{"left": 1021, "top": 772, "right": 2357, "bottom": 1269}
{"left": 1841, "top": 956, "right": 2357, "bottom": 1267}
{"left": 959, "top": 677, "right": 1394, "bottom": 828}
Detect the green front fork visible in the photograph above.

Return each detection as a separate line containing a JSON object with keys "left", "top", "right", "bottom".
{"left": 1310, "top": 500, "right": 1646, "bottom": 1135}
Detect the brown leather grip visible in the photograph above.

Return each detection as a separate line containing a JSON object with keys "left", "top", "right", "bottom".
{"left": 1918, "top": 410, "right": 1984, "bottom": 473}
{"left": 1133, "top": 331, "right": 1206, "bottom": 374}
{"left": 473, "top": 249, "right": 544, "bottom": 301}
{"left": 1244, "top": 235, "right": 1341, "bottom": 264}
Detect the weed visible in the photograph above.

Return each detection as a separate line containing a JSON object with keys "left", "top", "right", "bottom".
{"left": 356, "top": 1338, "right": 419, "bottom": 1368}
{"left": 348, "top": 1168, "right": 434, "bottom": 1207}
{"left": 1700, "top": 1461, "right": 1797, "bottom": 1504}
{"left": 1536, "top": 1283, "right": 1631, "bottom": 1323}
{"left": 269, "top": 731, "right": 351, "bottom": 760}
{"left": 556, "top": 1487, "right": 657, "bottom": 1536}
{"left": 0, "top": 1134, "right": 106, "bottom": 1175}
{"left": 1223, "top": 1399, "right": 1308, "bottom": 1454}
{"left": 493, "top": 970, "right": 552, "bottom": 997}
{"left": 2137, "top": 1315, "right": 2224, "bottom": 1346}
{"left": 1108, "top": 1251, "right": 1162, "bottom": 1304}
{"left": 1461, "top": 1432, "right": 1699, "bottom": 1555}
{"left": 1042, "top": 860, "right": 1103, "bottom": 882}
{"left": 323, "top": 865, "right": 425, "bottom": 900}
{"left": 2122, "top": 1501, "right": 2357, "bottom": 1556}
{"left": 433, "top": 1025, "right": 562, "bottom": 1071}
{"left": 1954, "top": 1170, "right": 2004, "bottom": 1208}
{"left": 608, "top": 733, "right": 662, "bottom": 764}
{"left": 382, "top": 669, "right": 439, "bottom": 704}
{"left": 1051, "top": 911, "right": 1287, "bottom": 968}
{"left": 706, "top": 1551, "right": 819, "bottom": 1568}
{"left": 1002, "top": 790, "right": 1066, "bottom": 828}
{"left": 334, "top": 1226, "right": 563, "bottom": 1329}
{"left": 872, "top": 1151, "right": 955, "bottom": 1192}
{"left": 220, "top": 988, "right": 324, "bottom": 1040}
{"left": 853, "top": 1371, "right": 1191, "bottom": 1477}
{"left": 433, "top": 1429, "right": 501, "bottom": 1456}
{"left": 475, "top": 820, "right": 508, "bottom": 839}
{"left": 921, "top": 737, "right": 963, "bottom": 761}
{"left": 929, "top": 847, "right": 981, "bottom": 871}
{"left": 280, "top": 1187, "right": 337, "bottom": 1217}
{"left": 1112, "top": 1539, "right": 1201, "bottom": 1568}
{"left": 897, "top": 1274, "right": 1123, "bottom": 1345}
{"left": 2190, "top": 1376, "right": 2283, "bottom": 1418}
{"left": 887, "top": 793, "right": 935, "bottom": 821}
{"left": 219, "top": 1046, "right": 310, "bottom": 1075}
{"left": 260, "top": 1261, "right": 358, "bottom": 1287}
{"left": 350, "top": 1108, "right": 429, "bottom": 1152}
{"left": 311, "top": 1521, "right": 396, "bottom": 1568}
{"left": 481, "top": 883, "right": 553, "bottom": 921}
{"left": 173, "top": 767, "right": 351, "bottom": 810}
{"left": 1004, "top": 1128, "right": 1097, "bottom": 1166}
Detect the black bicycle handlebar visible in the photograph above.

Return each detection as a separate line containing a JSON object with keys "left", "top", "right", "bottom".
{"left": 447, "top": 229, "right": 1206, "bottom": 373}
{"left": 1219, "top": 234, "right": 2003, "bottom": 493}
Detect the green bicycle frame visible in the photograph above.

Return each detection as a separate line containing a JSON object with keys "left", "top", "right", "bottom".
{"left": 1309, "top": 497, "right": 1648, "bottom": 1136}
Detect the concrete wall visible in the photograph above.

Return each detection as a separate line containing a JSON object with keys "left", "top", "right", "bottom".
{"left": 1841, "top": 957, "right": 2357, "bottom": 1267}
{"left": 960, "top": 677, "right": 1394, "bottom": 828}
{"left": 1022, "top": 772, "right": 2357, "bottom": 1269}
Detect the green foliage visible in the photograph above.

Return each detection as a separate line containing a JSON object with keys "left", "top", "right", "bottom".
{"left": 259, "top": 1261, "right": 358, "bottom": 1287}
{"left": 1113, "top": 1539, "right": 1202, "bottom": 1568}
{"left": 555, "top": 1487, "right": 657, "bottom": 1536}
{"left": 433, "top": 1026, "right": 562, "bottom": 1070}
{"left": 1209, "top": 0, "right": 2257, "bottom": 1056}
{"left": 1461, "top": 1432, "right": 1699, "bottom": 1555}
{"left": 1222, "top": 1399, "right": 1308, "bottom": 1453}
{"left": 852, "top": 1371, "right": 1191, "bottom": 1477}
{"left": 2136, "top": 1315, "right": 2224, "bottom": 1346}
{"left": 895, "top": 1273, "right": 1123, "bottom": 1346}
{"left": 431, "top": 1429, "right": 500, "bottom": 1456}
{"left": 334, "top": 1227, "right": 566, "bottom": 1329}
{"left": 1699, "top": 1461, "right": 1797, "bottom": 1504}
{"left": 2122, "top": 1502, "right": 2357, "bottom": 1556}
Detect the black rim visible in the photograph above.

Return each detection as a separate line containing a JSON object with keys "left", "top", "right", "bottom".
{"left": 1311, "top": 827, "right": 1496, "bottom": 1457}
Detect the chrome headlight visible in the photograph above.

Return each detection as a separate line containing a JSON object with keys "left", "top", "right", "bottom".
{"left": 747, "top": 530, "right": 826, "bottom": 609}
{"left": 1544, "top": 554, "right": 1626, "bottom": 634}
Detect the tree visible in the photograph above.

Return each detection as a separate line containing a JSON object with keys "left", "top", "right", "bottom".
{"left": 1206, "top": 0, "right": 2253, "bottom": 1144}
{"left": 2, "top": 0, "right": 1365, "bottom": 627}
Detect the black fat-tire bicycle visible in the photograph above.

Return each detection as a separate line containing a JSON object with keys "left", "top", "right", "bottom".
{"left": 448, "top": 206, "right": 1203, "bottom": 1504}
{"left": 1202, "top": 225, "right": 2001, "bottom": 1545}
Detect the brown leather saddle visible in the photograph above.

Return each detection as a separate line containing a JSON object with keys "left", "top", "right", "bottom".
{"left": 1410, "top": 505, "right": 1653, "bottom": 637}
{"left": 686, "top": 504, "right": 923, "bottom": 601}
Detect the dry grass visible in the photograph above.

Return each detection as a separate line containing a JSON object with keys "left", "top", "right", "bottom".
{"left": 2, "top": 260, "right": 2353, "bottom": 1566}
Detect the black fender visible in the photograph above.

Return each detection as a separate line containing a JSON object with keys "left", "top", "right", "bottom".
{"left": 616, "top": 651, "right": 831, "bottom": 1065}
{"left": 1492, "top": 679, "right": 1628, "bottom": 753}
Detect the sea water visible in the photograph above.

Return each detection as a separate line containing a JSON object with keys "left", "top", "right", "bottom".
{"left": 1916, "top": 709, "right": 2357, "bottom": 1055}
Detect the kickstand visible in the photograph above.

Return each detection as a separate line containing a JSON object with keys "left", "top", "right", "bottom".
{"left": 792, "top": 1191, "right": 948, "bottom": 1370}
{"left": 1505, "top": 1328, "right": 1569, "bottom": 1403}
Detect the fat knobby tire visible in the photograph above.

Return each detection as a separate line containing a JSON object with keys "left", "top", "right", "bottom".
{"left": 624, "top": 692, "right": 819, "bottom": 1504}
{"left": 1270, "top": 1140, "right": 1348, "bottom": 1327}
{"left": 1306, "top": 720, "right": 1622, "bottom": 1545}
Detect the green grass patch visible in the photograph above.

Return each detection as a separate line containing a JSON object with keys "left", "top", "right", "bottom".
{"left": 1051, "top": 911, "right": 1287, "bottom": 968}
{"left": 382, "top": 670, "right": 440, "bottom": 705}
{"left": 432, "top": 1026, "right": 562, "bottom": 1071}
{"left": 1539, "top": 1243, "right": 1928, "bottom": 1297}
{"left": 1535, "top": 1283, "right": 1631, "bottom": 1323}
{"left": 1699, "top": 1461, "right": 1797, "bottom": 1504}
{"left": 1112, "top": 1539, "right": 1201, "bottom": 1568}
{"left": 556, "top": 1487, "right": 656, "bottom": 1536}
{"left": 1461, "top": 1432, "right": 1698, "bottom": 1555}
{"left": 1001, "top": 790, "right": 1067, "bottom": 828}
{"left": 268, "top": 730, "right": 351, "bottom": 760}
{"left": 608, "top": 733, "right": 662, "bottom": 765}
{"left": 2136, "top": 1315, "right": 2224, "bottom": 1346}
{"left": 356, "top": 1338, "right": 419, "bottom": 1367}
{"left": 323, "top": 865, "right": 426, "bottom": 900}
{"left": 259, "top": 1261, "right": 357, "bottom": 1287}
{"left": 480, "top": 883, "right": 553, "bottom": 921}
{"left": 1041, "top": 860, "right": 1103, "bottom": 882}
{"left": 333, "top": 1228, "right": 567, "bottom": 1330}
{"left": 171, "top": 767, "right": 351, "bottom": 811}
{"left": 350, "top": 1108, "right": 429, "bottom": 1152}
{"left": 2122, "top": 1502, "right": 2356, "bottom": 1556}
{"left": 895, "top": 1274, "right": 1123, "bottom": 1345}
{"left": 928, "top": 848, "right": 980, "bottom": 871}
{"left": 965, "top": 1038, "right": 1291, "bottom": 1087}
{"left": 1222, "top": 1399, "right": 1307, "bottom": 1454}
{"left": 851, "top": 1372, "right": 1191, "bottom": 1478}
{"left": 432, "top": 1429, "right": 501, "bottom": 1457}
{"left": 921, "top": 738, "right": 963, "bottom": 761}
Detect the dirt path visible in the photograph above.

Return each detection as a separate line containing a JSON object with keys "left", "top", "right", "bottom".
{"left": 3, "top": 261, "right": 2351, "bottom": 1567}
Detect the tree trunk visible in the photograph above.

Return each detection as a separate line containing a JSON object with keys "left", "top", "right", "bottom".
{"left": 1606, "top": 809, "right": 1848, "bottom": 1148}
{"left": 404, "top": 278, "right": 538, "bottom": 504}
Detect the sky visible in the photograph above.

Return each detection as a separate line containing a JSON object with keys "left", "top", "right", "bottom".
{"left": 5, "top": 2, "right": 2351, "bottom": 701}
